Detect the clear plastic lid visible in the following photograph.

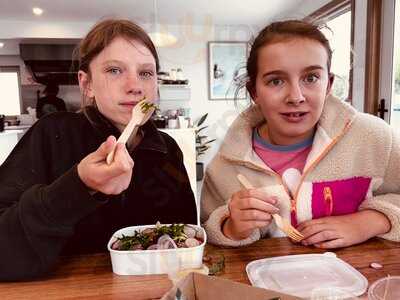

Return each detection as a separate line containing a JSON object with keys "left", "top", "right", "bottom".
{"left": 246, "top": 252, "right": 368, "bottom": 298}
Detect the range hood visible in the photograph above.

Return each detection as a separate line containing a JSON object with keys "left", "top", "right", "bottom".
{"left": 20, "top": 43, "right": 79, "bottom": 85}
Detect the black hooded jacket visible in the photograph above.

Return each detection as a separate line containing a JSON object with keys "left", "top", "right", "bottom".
{"left": 0, "top": 107, "right": 197, "bottom": 281}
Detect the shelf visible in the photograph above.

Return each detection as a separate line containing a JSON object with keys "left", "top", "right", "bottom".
{"left": 159, "top": 84, "right": 190, "bottom": 101}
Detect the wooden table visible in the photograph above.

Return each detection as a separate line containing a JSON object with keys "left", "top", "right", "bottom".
{"left": 1, "top": 237, "right": 399, "bottom": 299}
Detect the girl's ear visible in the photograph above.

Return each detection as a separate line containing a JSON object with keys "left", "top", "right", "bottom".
{"left": 327, "top": 73, "right": 335, "bottom": 94}
{"left": 246, "top": 81, "right": 257, "bottom": 102}
{"left": 78, "top": 70, "right": 94, "bottom": 98}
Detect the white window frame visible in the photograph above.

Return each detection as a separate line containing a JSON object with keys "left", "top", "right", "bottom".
{"left": 378, "top": 0, "right": 396, "bottom": 123}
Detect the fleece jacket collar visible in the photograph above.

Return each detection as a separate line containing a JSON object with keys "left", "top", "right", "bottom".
{"left": 219, "top": 95, "right": 358, "bottom": 172}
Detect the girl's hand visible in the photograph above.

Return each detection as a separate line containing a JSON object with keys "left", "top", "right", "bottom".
{"left": 77, "top": 135, "right": 135, "bottom": 195}
{"left": 297, "top": 210, "right": 391, "bottom": 248}
{"left": 223, "top": 188, "right": 279, "bottom": 240}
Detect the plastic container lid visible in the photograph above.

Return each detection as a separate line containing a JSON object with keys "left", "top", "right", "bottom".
{"left": 368, "top": 276, "right": 400, "bottom": 300}
{"left": 246, "top": 252, "right": 368, "bottom": 298}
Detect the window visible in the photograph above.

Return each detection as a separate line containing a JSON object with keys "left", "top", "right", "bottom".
{"left": 0, "top": 66, "right": 22, "bottom": 116}
{"left": 306, "top": 0, "right": 352, "bottom": 102}
{"left": 323, "top": 11, "right": 352, "bottom": 101}
{"left": 390, "top": 0, "right": 400, "bottom": 127}
{"left": 376, "top": 0, "right": 399, "bottom": 125}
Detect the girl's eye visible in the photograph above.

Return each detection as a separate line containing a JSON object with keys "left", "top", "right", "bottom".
{"left": 106, "top": 67, "right": 122, "bottom": 75}
{"left": 267, "top": 78, "right": 284, "bottom": 86}
{"left": 139, "top": 71, "right": 155, "bottom": 79}
{"left": 304, "top": 73, "right": 319, "bottom": 84}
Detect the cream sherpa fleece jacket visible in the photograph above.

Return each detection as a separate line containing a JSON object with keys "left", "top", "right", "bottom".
{"left": 201, "top": 95, "right": 400, "bottom": 247}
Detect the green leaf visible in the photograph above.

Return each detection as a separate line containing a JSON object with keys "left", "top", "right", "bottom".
{"left": 196, "top": 126, "right": 208, "bottom": 133}
{"left": 196, "top": 113, "right": 208, "bottom": 127}
{"left": 203, "top": 139, "right": 216, "bottom": 145}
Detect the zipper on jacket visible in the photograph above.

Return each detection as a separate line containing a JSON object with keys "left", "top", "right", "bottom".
{"left": 290, "top": 120, "right": 354, "bottom": 224}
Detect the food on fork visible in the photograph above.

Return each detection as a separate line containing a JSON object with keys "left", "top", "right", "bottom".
{"left": 106, "top": 97, "right": 157, "bottom": 164}
{"left": 139, "top": 101, "right": 156, "bottom": 113}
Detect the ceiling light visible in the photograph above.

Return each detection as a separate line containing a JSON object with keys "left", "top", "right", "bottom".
{"left": 32, "top": 7, "right": 43, "bottom": 16}
{"left": 148, "top": 32, "right": 177, "bottom": 48}
{"left": 0, "top": 42, "right": 4, "bottom": 48}
{"left": 148, "top": 0, "right": 177, "bottom": 47}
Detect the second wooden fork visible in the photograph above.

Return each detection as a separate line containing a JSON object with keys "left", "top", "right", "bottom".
{"left": 236, "top": 174, "right": 304, "bottom": 242}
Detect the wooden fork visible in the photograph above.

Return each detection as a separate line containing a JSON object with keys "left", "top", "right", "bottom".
{"left": 106, "top": 98, "right": 155, "bottom": 165}
{"left": 236, "top": 174, "right": 304, "bottom": 242}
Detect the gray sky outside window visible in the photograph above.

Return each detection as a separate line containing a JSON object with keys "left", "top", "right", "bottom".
{"left": 390, "top": 0, "right": 400, "bottom": 127}
{"left": 321, "top": 11, "right": 351, "bottom": 101}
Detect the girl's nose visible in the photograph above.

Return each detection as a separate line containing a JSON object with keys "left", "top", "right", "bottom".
{"left": 285, "top": 83, "right": 305, "bottom": 105}
{"left": 125, "top": 73, "right": 143, "bottom": 96}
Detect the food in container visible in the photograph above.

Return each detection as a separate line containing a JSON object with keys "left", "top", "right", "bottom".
{"left": 107, "top": 223, "right": 206, "bottom": 275}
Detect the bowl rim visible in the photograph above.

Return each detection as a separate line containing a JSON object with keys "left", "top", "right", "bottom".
{"left": 107, "top": 223, "right": 207, "bottom": 254}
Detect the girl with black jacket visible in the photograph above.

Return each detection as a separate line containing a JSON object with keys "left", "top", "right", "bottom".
{"left": 0, "top": 19, "right": 197, "bottom": 281}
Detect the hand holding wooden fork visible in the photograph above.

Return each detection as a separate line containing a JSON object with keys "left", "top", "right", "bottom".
{"left": 106, "top": 98, "right": 156, "bottom": 165}
{"left": 236, "top": 174, "right": 304, "bottom": 242}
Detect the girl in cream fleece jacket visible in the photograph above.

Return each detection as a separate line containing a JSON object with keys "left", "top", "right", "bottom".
{"left": 201, "top": 20, "right": 399, "bottom": 248}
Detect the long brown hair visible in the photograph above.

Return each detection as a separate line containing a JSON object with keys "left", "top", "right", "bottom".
{"left": 74, "top": 18, "right": 160, "bottom": 108}
{"left": 245, "top": 20, "right": 332, "bottom": 98}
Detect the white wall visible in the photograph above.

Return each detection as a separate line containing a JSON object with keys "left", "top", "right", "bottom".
{"left": 157, "top": 24, "right": 256, "bottom": 166}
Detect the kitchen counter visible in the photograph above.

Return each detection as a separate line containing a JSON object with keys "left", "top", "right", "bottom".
{"left": 0, "top": 129, "right": 25, "bottom": 165}
{"left": 4, "top": 125, "right": 32, "bottom": 130}
{"left": 160, "top": 128, "right": 197, "bottom": 222}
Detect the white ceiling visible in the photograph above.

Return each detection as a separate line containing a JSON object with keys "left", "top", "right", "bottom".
{"left": 0, "top": 0, "right": 331, "bottom": 26}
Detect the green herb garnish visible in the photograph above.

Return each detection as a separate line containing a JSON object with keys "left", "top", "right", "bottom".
{"left": 114, "top": 223, "right": 189, "bottom": 251}
{"left": 140, "top": 101, "right": 156, "bottom": 114}
{"left": 117, "top": 232, "right": 152, "bottom": 250}
{"left": 208, "top": 254, "right": 225, "bottom": 275}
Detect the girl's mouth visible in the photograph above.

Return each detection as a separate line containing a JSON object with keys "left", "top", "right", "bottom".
{"left": 280, "top": 112, "right": 308, "bottom": 122}
{"left": 120, "top": 102, "right": 139, "bottom": 109}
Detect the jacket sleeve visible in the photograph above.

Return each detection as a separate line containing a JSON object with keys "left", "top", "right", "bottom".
{"left": 359, "top": 127, "right": 400, "bottom": 241}
{"left": 200, "top": 156, "right": 261, "bottom": 247}
{"left": 0, "top": 125, "right": 102, "bottom": 281}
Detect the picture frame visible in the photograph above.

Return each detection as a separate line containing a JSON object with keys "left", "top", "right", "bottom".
{"left": 208, "top": 41, "right": 248, "bottom": 100}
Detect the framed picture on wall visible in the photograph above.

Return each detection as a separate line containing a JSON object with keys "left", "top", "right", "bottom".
{"left": 208, "top": 41, "right": 248, "bottom": 100}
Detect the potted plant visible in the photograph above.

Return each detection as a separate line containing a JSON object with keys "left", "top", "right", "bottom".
{"left": 194, "top": 113, "right": 216, "bottom": 181}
